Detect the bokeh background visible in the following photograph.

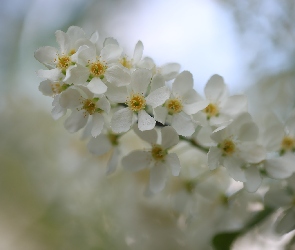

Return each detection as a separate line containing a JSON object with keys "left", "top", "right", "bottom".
{"left": 0, "top": 0, "right": 294, "bottom": 249}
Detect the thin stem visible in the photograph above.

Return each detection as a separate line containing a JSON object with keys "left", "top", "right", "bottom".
{"left": 179, "top": 135, "right": 209, "bottom": 153}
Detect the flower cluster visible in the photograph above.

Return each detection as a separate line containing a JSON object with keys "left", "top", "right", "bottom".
{"left": 35, "top": 26, "right": 295, "bottom": 196}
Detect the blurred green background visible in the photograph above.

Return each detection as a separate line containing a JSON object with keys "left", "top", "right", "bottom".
{"left": 0, "top": 0, "right": 294, "bottom": 249}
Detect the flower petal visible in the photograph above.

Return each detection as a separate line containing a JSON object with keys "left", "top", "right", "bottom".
{"left": 149, "top": 162, "right": 168, "bottom": 193}
{"left": 64, "top": 64, "right": 89, "bottom": 85}
{"left": 182, "top": 100, "right": 210, "bottom": 115}
{"left": 100, "top": 44, "right": 122, "bottom": 63}
{"left": 161, "top": 126, "right": 179, "bottom": 149}
{"left": 34, "top": 46, "right": 58, "bottom": 68}
{"left": 146, "top": 86, "right": 170, "bottom": 108}
{"left": 160, "top": 63, "right": 181, "bottom": 81}
{"left": 39, "top": 80, "right": 54, "bottom": 96}
{"left": 264, "top": 154, "right": 295, "bottom": 179}
{"left": 207, "top": 146, "right": 222, "bottom": 170}
{"left": 150, "top": 74, "right": 165, "bottom": 92}
{"left": 111, "top": 108, "right": 133, "bottom": 133}
{"left": 59, "top": 88, "right": 81, "bottom": 108}
{"left": 154, "top": 106, "right": 168, "bottom": 124}
{"left": 172, "top": 71, "right": 193, "bottom": 98}
{"left": 138, "top": 110, "right": 156, "bottom": 131}
{"left": 55, "top": 30, "right": 70, "bottom": 54}
{"left": 64, "top": 110, "right": 88, "bottom": 133}
{"left": 223, "top": 156, "right": 246, "bottom": 182}
{"left": 133, "top": 125, "right": 158, "bottom": 145}
{"left": 237, "top": 122, "right": 259, "bottom": 142}
{"left": 87, "top": 78, "right": 107, "bottom": 94}
{"left": 131, "top": 68, "right": 152, "bottom": 94}
{"left": 171, "top": 112, "right": 196, "bottom": 136}
{"left": 122, "top": 150, "right": 152, "bottom": 171}
{"left": 66, "top": 26, "right": 86, "bottom": 42}
{"left": 204, "top": 74, "right": 227, "bottom": 102}
{"left": 105, "top": 65, "right": 131, "bottom": 87}
{"left": 133, "top": 40, "right": 143, "bottom": 64}
{"left": 90, "top": 113, "right": 104, "bottom": 137}
{"left": 244, "top": 165, "right": 262, "bottom": 192}
{"left": 222, "top": 95, "right": 247, "bottom": 116}
{"left": 166, "top": 153, "right": 181, "bottom": 176}
{"left": 87, "top": 134, "right": 112, "bottom": 155}
{"left": 37, "top": 68, "right": 62, "bottom": 81}
{"left": 105, "top": 85, "right": 128, "bottom": 103}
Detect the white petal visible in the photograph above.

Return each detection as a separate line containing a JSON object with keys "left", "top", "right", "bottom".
{"left": 103, "top": 37, "right": 119, "bottom": 46}
{"left": 263, "top": 124, "right": 284, "bottom": 151}
{"left": 166, "top": 153, "right": 181, "bottom": 176}
{"left": 154, "top": 106, "right": 168, "bottom": 124}
{"left": 244, "top": 165, "right": 262, "bottom": 192}
{"left": 171, "top": 112, "right": 196, "bottom": 136}
{"left": 105, "top": 85, "right": 128, "bottom": 103}
{"left": 55, "top": 30, "right": 70, "bottom": 54}
{"left": 34, "top": 46, "right": 58, "bottom": 67}
{"left": 276, "top": 208, "right": 295, "bottom": 235}
{"left": 66, "top": 26, "right": 86, "bottom": 41}
{"left": 265, "top": 154, "right": 295, "bottom": 179}
{"left": 59, "top": 88, "right": 81, "bottom": 108}
{"left": 106, "top": 147, "right": 119, "bottom": 175}
{"left": 172, "top": 71, "right": 193, "bottom": 97}
{"left": 196, "top": 126, "right": 215, "bottom": 146}
{"left": 90, "top": 113, "right": 104, "bottom": 137}
{"left": 64, "top": 110, "right": 88, "bottom": 133}
{"left": 97, "top": 96, "right": 111, "bottom": 113}
{"left": 204, "top": 74, "right": 227, "bottom": 101}
{"left": 105, "top": 65, "right": 131, "bottom": 86}
{"left": 149, "top": 162, "right": 168, "bottom": 193}
{"left": 87, "top": 134, "right": 112, "bottom": 155}
{"left": 160, "top": 63, "right": 181, "bottom": 81}
{"left": 90, "top": 31, "right": 99, "bottom": 44}
{"left": 223, "top": 156, "right": 246, "bottom": 182}
{"left": 122, "top": 150, "right": 152, "bottom": 171}
{"left": 37, "top": 68, "right": 61, "bottom": 81}
{"left": 64, "top": 64, "right": 89, "bottom": 85}
{"left": 133, "top": 125, "right": 158, "bottom": 144}
{"left": 51, "top": 96, "right": 66, "bottom": 120}
{"left": 150, "top": 74, "right": 165, "bottom": 92}
{"left": 222, "top": 95, "right": 247, "bottom": 116}
{"left": 238, "top": 143, "right": 266, "bottom": 163}
{"left": 133, "top": 40, "right": 143, "bottom": 64}
{"left": 39, "top": 80, "right": 54, "bottom": 96}
{"left": 161, "top": 126, "right": 179, "bottom": 149}
{"left": 111, "top": 108, "right": 133, "bottom": 133}
{"left": 87, "top": 78, "right": 107, "bottom": 94}
{"left": 100, "top": 44, "right": 122, "bottom": 62}
{"left": 237, "top": 122, "right": 259, "bottom": 142}
{"left": 207, "top": 146, "right": 222, "bottom": 170}
{"left": 146, "top": 86, "right": 170, "bottom": 108}
{"left": 138, "top": 110, "right": 156, "bottom": 131}
{"left": 182, "top": 100, "right": 210, "bottom": 115}
{"left": 131, "top": 68, "right": 152, "bottom": 94}
{"left": 211, "top": 126, "right": 228, "bottom": 143}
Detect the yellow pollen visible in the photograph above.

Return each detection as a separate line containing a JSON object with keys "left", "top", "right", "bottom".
{"left": 89, "top": 61, "right": 106, "bottom": 77}
{"left": 69, "top": 49, "right": 76, "bottom": 56}
{"left": 51, "top": 82, "right": 62, "bottom": 95}
{"left": 56, "top": 55, "right": 71, "bottom": 70}
{"left": 165, "top": 98, "right": 183, "bottom": 114}
{"left": 151, "top": 145, "right": 166, "bottom": 161}
{"left": 79, "top": 98, "right": 102, "bottom": 116}
{"left": 204, "top": 103, "right": 219, "bottom": 118}
{"left": 220, "top": 139, "right": 236, "bottom": 156}
{"left": 120, "top": 57, "right": 132, "bottom": 69}
{"left": 127, "top": 93, "right": 146, "bottom": 112}
{"left": 281, "top": 136, "right": 295, "bottom": 151}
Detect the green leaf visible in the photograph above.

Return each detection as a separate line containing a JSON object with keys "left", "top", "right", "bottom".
{"left": 212, "top": 231, "right": 241, "bottom": 250}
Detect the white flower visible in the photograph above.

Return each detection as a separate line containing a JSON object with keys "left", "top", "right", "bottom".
{"left": 59, "top": 86, "right": 110, "bottom": 137}
{"left": 64, "top": 42, "right": 130, "bottom": 94}
{"left": 137, "top": 56, "right": 181, "bottom": 81}
{"left": 35, "top": 26, "right": 91, "bottom": 81}
{"left": 154, "top": 71, "right": 207, "bottom": 136}
{"left": 192, "top": 74, "right": 247, "bottom": 127}
{"left": 110, "top": 69, "right": 170, "bottom": 133}
{"left": 207, "top": 113, "right": 266, "bottom": 184}
{"left": 122, "top": 126, "right": 181, "bottom": 193}
{"left": 87, "top": 131, "right": 120, "bottom": 175}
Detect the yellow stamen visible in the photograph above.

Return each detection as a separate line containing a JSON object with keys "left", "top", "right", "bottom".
{"left": 220, "top": 139, "right": 235, "bottom": 156}
{"left": 165, "top": 98, "right": 183, "bottom": 114}
{"left": 203, "top": 103, "right": 219, "bottom": 118}
{"left": 126, "top": 93, "right": 146, "bottom": 112}
{"left": 89, "top": 61, "right": 106, "bottom": 77}
{"left": 151, "top": 144, "right": 166, "bottom": 161}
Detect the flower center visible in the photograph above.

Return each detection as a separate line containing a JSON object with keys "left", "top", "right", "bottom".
{"left": 203, "top": 103, "right": 219, "bottom": 119}
{"left": 281, "top": 136, "right": 295, "bottom": 151}
{"left": 80, "top": 98, "right": 102, "bottom": 116}
{"left": 151, "top": 144, "right": 167, "bottom": 161}
{"left": 165, "top": 98, "right": 183, "bottom": 114}
{"left": 126, "top": 93, "right": 146, "bottom": 112}
{"left": 89, "top": 61, "right": 107, "bottom": 77}
{"left": 220, "top": 139, "right": 236, "bottom": 156}
{"left": 56, "top": 55, "right": 71, "bottom": 70}
{"left": 120, "top": 57, "right": 132, "bottom": 69}
{"left": 50, "top": 82, "right": 70, "bottom": 95}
